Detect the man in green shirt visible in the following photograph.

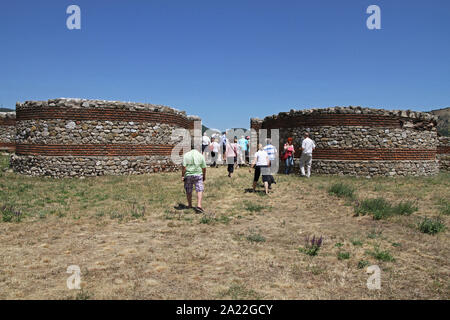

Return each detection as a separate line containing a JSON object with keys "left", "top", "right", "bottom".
{"left": 182, "top": 147, "right": 207, "bottom": 212}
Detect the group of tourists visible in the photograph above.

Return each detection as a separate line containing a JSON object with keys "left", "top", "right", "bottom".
{"left": 201, "top": 133, "right": 250, "bottom": 168}
{"left": 182, "top": 132, "right": 315, "bottom": 213}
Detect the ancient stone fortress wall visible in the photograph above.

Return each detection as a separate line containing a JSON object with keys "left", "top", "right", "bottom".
{"left": 437, "top": 136, "right": 450, "bottom": 171}
{"left": 0, "top": 112, "right": 16, "bottom": 152}
{"left": 11, "top": 99, "right": 200, "bottom": 177}
{"left": 251, "top": 106, "right": 440, "bottom": 176}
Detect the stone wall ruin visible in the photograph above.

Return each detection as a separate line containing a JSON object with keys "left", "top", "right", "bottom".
{"left": 251, "top": 106, "right": 440, "bottom": 177}
{"left": 11, "top": 99, "right": 200, "bottom": 177}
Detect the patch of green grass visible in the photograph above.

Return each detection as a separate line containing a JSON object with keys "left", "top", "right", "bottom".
{"left": 337, "top": 251, "right": 350, "bottom": 260}
{"left": 351, "top": 239, "right": 363, "bottom": 246}
{"left": 109, "top": 211, "right": 125, "bottom": 221}
{"left": 0, "top": 155, "right": 9, "bottom": 170}
{"left": 334, "top": 242, "right": 344, "bottom": 248}
{"left": 243, "top": 201, "right": 265, "bottom": 213}
{"left": 299, "top": 244, "right": 321, "bottom": 257}
{"left": 217, "top": 214, "right": 231, "bottom": 224}
{"left": 219, "top": 283, "right": 261, "bottom": 300}
{"left": 200, "top": 215, "right": 215, "bottom": 224}
{"left": 246, "top": 231, "right": 266, "bottom": 243}
{"left": 418, "top": 217, "right": 446, "bottom": 235}
{"left": 355, "top": 198, "right": 418, "bottom": 220}
{"left": 367, "top": 229, "right": 382, "bottom": 239}
{"left": 437, "top": 199, "right": 450, "bottom": 216}
{"left": 328, "top": 183, "right": 355, "bottom": 200}
{"left": 357, "top": 260, "right": 370, "bottom": 269}
{"left": 391, "top": 201, "right": 418, "bottom": 216}
{"left": 74, "top": 289, "right": 91, "bottom": 300}
{"left": 367, "top": 247, "right": 395, "bottom": 262}
{"left": 1, "top": 205, "right": 23, "bottom": 223}
{"left": 130, "top": 203, "right": 146, "bottom": 219}
{"left": 355, "top": 198, "right": 392, "bottom": 220}
{"left": 392, "top": 242, "right": 401, "bottom": 247}
{"left": 308, "top": 265, "right": 325, "bottom": 275}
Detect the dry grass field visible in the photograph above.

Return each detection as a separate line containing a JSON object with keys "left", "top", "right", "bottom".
{"left": 0, "top": 153, "right": 449, "bottom": 300}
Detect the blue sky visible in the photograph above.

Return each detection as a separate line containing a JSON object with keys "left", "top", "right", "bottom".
{"left": 1, "top": 0, "right": 449, "bottom": 129}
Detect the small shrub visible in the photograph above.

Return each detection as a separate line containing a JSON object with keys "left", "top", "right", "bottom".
{"left": 391, "top": 201, "right": 418, "bottom": 216}
{"left": 337, "top": 251, "right": 350, "bottom": 260}
{"left": 75, "top": 289, "right": 91, "bottom": 300}
{"left": 351, "top": 239, "right": 363, "bottom": 246}
{"left": 1, "top": 205, "right": 23, "bottom": 223}
{"left": 328, "top": 183, "right": 355, "bottom": 199}
{"left": 355, "top": 199, "right": 418, "bottom": 220}
{"left": 355, "top": 198, "right": 392, "bottom": 220}
{"left": 418, "top": 217, "right": 446, "bottom": 235}
{"left": 299, "top": 235, "right": 323, "bottom": 257}
{"left": 246, "top": 232, "right": 266, "bottom": 243}
{"left": 357, "top": 260, "right": 370, "bottom": 269}
{"left": 368, "top": 247, "right": 395, "bottom": 262}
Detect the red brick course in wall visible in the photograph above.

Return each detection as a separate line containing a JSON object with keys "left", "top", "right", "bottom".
{"left": 299, "top": 148, "right": 436, "bottom": 160}
{"left": 260, "top": 114, "right": 418, "bottom": 129}
{"left": 0, "top": 142, "right": 15, "bottom": 152}
{"left": 16, "top": 107, "right": 195, "bottom": 129}
{"left": 0, "top": 119, "right": 16, "bottom": 126}
{"left": 437, "top": 146, "right": 450, "bottom": 154}
{"left": 16, "top": 144, "right": 177, "bottom": 156}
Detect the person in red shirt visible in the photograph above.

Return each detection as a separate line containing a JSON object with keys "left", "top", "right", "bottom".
{"left": 283, "top": 137, "right": 295, "bottom": 174}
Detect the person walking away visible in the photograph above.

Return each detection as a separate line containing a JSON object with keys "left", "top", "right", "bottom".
{"left": 245, "top": 136, "right": 250, "bottom": 163}
{"left": 238, "top": 136, "right": 249, "bottom": 165}
{"left": 283, "top": 137, "right": 295, "bottom": 174}
{"left": 249, "top": 144, "right": 271, "bottom": 195}
{"left": 220, "top": 132, "right": 227, "bottom": 163}
{"left": 182, "top": 146, "right": 207, "bottom": 213}
{"left": 201, "top": 132, "right": 211, "bottom": 161}
{"left": 300, "top": 132, "right": 315, "bottom": 178}
{"left": 225, "top": 138, "right": 238, "bottom": 178}
{"left": 263, "top": 138, "right": 277, "bottom": 189}
{"left": 209, "top": 137, "right": 220, "bottom": 168}
{"left": 233, "top": 137, "right": 240, "bottom": 169}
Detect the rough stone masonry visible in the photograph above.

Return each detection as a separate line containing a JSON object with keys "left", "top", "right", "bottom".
{"left": 0, "top": 112, "right": 16, "bottom": 152}
{"left": 437, "top": 136, "right": 450, "bottom": 171}
{"left": 11, "top": 98, "right": 201, "bottom": 177}
{"left": 251, "top": 106, "right": 440, "bottom": 177}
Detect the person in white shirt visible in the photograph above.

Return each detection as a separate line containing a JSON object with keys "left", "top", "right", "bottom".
{"left": 249, "top": 144, "right": 271, "bottom": 194}
{"left": 209, "top": 137, "right": 220, "bottom": 167}
{"left": 202, "top": 133, "right": 211, "bottom": 153}
{"left": 299, "top": 132, "right": 316, "bottom": 178}
{"left": 263, "top": 138, "right": 277, "bottom": 188}
{"left": 201, "top": 132, "right": 211, "bottom": 162}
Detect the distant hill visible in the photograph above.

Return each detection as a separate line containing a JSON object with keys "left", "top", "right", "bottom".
{"left": 0, "top": 108, "right": 14, "bottom": 112}
{"left": 429, "top": 107, "right": 450, "bottom": 136}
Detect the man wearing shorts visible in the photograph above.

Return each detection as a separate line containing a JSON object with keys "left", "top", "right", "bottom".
{"left": 182, "top": 147, "right": 207, "bottom": 212}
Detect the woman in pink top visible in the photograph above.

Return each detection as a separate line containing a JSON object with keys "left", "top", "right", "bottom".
{"left": 283, "top": 137, "right": 295, "bottom": 174}
{"left": 226, "top": 137, "right": 238, "bottom": 178}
